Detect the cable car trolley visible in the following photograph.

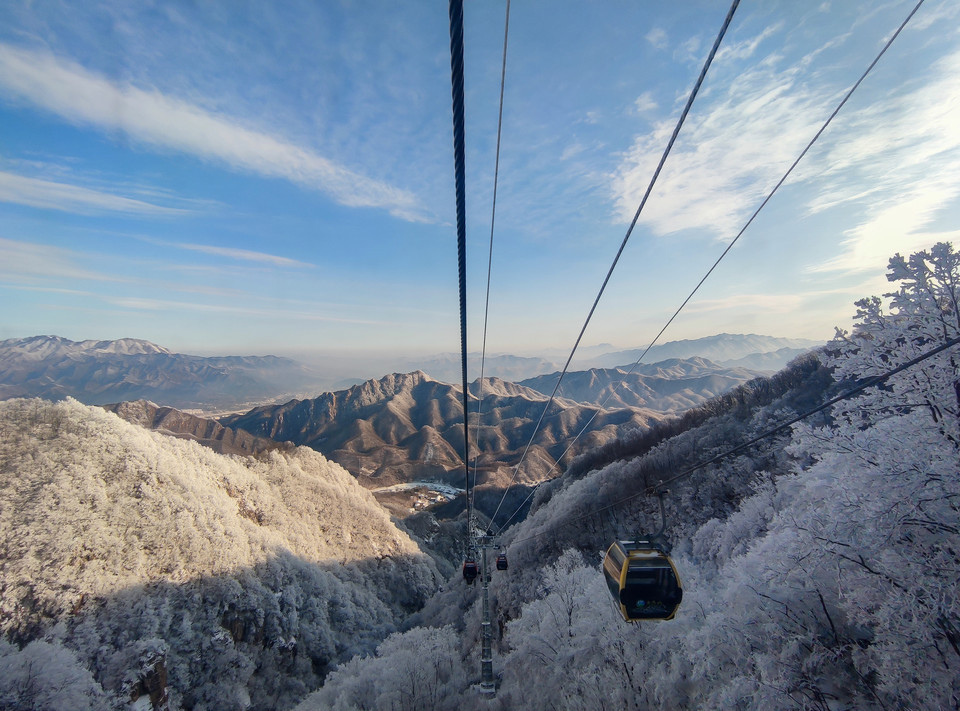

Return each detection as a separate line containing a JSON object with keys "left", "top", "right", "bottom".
{"left": 603, "top": 490, "right": 682, "bottom": 621}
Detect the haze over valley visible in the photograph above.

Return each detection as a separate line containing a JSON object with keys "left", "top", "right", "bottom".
{"left": 0, "top": 333, "right": 812, "bottom": 498}
{"left": 1, "top": 333, "right": 811, "bottom": 524}
{"left": 0, "top": 333, "right": 814, "bottom": 411}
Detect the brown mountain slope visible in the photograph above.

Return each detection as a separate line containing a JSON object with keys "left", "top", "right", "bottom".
{"left": 104, "top": 399, "right": 292, "bottom": 457}
{"left": 221, "top": 371, "right": 663, "bottom": 489}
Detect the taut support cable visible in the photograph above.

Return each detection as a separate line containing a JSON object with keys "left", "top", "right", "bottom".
{"left": 489, "top": 0, "right": 741, "bottom": 528}
{"left": 494, "top": 0, "right": 926, "bottom": 536}
{"left": 472, "top": 0, "right": 512, "bottom": 517}
{"left": 509, "top": 335, "right": 960, "bottom": 547}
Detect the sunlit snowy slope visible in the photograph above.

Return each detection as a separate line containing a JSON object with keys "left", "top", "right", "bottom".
{"left": 0, "top": 397, "right": 439, "bottom": 709}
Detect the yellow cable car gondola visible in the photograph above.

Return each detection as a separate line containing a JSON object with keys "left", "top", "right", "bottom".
{"left": 603, "top": 490, "right": 683, "bottom": 621}
{"left": 603, "top": 540, "right": 682, "bottom": 621}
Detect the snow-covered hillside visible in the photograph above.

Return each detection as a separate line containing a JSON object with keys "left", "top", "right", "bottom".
{"left": 0, "top": 398, "right": 439, "bottom": 709}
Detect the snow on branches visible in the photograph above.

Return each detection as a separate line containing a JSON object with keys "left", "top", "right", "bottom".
{"left": 827, "top": 242, "right": 960, "bottom": 445}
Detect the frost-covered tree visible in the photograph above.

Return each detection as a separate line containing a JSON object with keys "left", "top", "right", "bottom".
{"left": 780, "top": 243, "right": 960, "bottom": 707}
{"left": 495, "top": 550, "right": 648, "bottom": 711}
{"left": 0, "top": 639, "right": 114, "bottom": 711}
{"left": 827, "top": 242, "right": 960, "bottom": 444}
{"left": 295, "top": 625, "right": 469, "bottom": 711}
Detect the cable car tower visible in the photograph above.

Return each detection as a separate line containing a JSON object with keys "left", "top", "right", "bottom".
{"left": 461, "top": 530, "right": 500, "bottom": 694}
{"left": 477, "top": 531, "right": 496, "bottom": 694}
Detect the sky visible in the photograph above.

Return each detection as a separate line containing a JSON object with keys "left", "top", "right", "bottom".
{"left": 1, "top": 0, "right": 959, "bottom": 376}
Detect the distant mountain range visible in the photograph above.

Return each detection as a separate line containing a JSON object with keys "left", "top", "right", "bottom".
{"left": 588, "top": 333, "right": 820, "bottom": 371}
{"left": 519, "top": 356, "right": 763, "bottom": 411}
{"left": 0, "top": 335, "right": 325, "bottom": 410}
{"left": 412, "top": 353, "right": 561, "bottom": 385}
{"left": 219, "top": 371, "right": 662, "bottom": 491}
{"left": 0, "top": 333, "right": 820, "bottom": 411}
{"left": 414, "top": 333, "right": 820, "bottom": 383}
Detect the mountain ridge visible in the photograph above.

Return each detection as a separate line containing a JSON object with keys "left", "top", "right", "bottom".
{"left": 220, "top": 370, "right": 661, "bottom": 492}
{"left": 1, "top": 335, "right": 173, "bottom": 359}
{"left": 103, "top": 399, "right": 293, "bottom": 457}
{"left": 405, "top": 333, "right": 820, "bottom": 383}
{"left": 519, "top": 356, "right": 764, "bottom": 411}
{"left": 591, "top": 333, "right": 820, "bottom": 370}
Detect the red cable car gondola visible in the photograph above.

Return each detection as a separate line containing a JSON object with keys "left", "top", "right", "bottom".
{"left": 462, "top": 558, "right": 479, "bottom": 584}
{"left": 495, "top": 552, "right": 508, "bottom": 571}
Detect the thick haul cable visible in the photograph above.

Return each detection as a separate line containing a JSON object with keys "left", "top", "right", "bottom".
{"left": 447, "top": 0, "right": 473, "bottom": 536}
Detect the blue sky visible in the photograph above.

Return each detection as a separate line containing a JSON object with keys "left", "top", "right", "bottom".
{"left": 1, "top": 0, "right": 959, "bottom": 373}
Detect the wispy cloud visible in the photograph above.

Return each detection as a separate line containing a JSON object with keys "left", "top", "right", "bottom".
{"left": 176, "top": 243, "right": 314, "bottom": 268}
{"left": 0, "top": 43, "right": 426, "bottom": 222}
{"left": 1, "top": 284, "right": 97, "bottom": 297}
{"left": 715, "top": 23, "right": 782, "bottom": 62}
{"left": 684, "top": 285, "right": 867, "bottom": 315}
{"left": 909, "top": 0, "right": 960, "bottom": 30}
{"left": 610, "top": 57, "right": 815, "bottom": 237}
{"left": 1, "top": 276, "right": 387, "bottom": 326}
{"left": 0, "top": 237, "right": 124, "bottom": 283}
{"left": 810, "top": 198, "right": 960, "bottom": 275}
{"left": 676, "top": 36, "right": 702, "bottom": 63}
{"left": 0, "top": 170, "right": 187, "bottom": 216}
{"left": 632, "top": 91, "right": 659, "bottom": 115}
{"left": 806, "top": 47, "right": 960, "bottom": 273}
{"left": 106, "top": 296, "right": 386, "bottom": 325}
{"left": 646, "top": 28, "right": 668, "bottom": 51}
{"left": 559, "top": 143, "right": 587, "bottom": 161}
{"left": 609, "top": 27, "right": 960, "bottom": 280}
{"left": 139, "top": 237, "right": 314, "bottom": 268}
